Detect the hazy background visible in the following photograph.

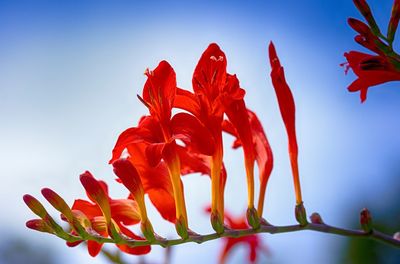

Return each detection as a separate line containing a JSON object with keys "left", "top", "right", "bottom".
{"left": 1, "top": 0, "right": 400, "bottom": 263}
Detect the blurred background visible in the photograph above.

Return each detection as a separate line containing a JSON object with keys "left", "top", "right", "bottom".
{"left": 1, "top": 0, "right": 400, "bottom": 263}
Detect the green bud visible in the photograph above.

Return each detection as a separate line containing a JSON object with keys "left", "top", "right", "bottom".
{"left": 210, "top": 212, "right": 224, "bottom": 235}
{"left": 246, "top": 207, "right": 261, "bottom": 230}
{"left": 175, "top": 216, "right": 189, "bottom": 239}
{"left": 141, "top": 220, "right": 156, "bottom": 242}
{"left": 295, "top": 202, "right": 308, "bottom": 226}
{"left": 360, "top": 208, "right": 373, "bottom": 233}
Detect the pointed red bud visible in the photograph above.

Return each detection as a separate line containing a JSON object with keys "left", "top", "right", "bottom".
{"left": 388, "top": 0, "right": 400, "bottom": 42}
{"left": 360, "top": 208, "right": 373, "bottom": 233}
{"left": 353, "top": 0, "right": 381, "bottom": 36}
{"left": 41, "top": 188, "right": 74, "bottom": 223}
{"left": 310, "top": 212, "right": 324, "bottom": 224}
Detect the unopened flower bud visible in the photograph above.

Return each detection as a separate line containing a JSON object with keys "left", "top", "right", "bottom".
{"left": 388, "top": 0, "right": 400, "bottom": 42}
{"left": 360, "top": 208, "right": 373, "bottom": 233}
{"left": 26, "top": 219, "right": 54, "bottom": 234}
{"left": 353, "top": 0, "right": 381, "bottom": 36}
{"left": 393, "top": 232, "right": 400, "bottom": 241}
{"left": 310, "top": 212, "right": 324, "bottom": 224}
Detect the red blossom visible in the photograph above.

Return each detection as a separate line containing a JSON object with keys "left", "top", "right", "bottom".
{"left": 343, "top": 51, "right": 400, "bottom": 102}
{"left": 174, "top": 43, "right": 258, "bottom": 229}
{"left": 205, "top": 208, "right": 269, "bottom": 264}
{"left": 223, "top": 109, "right": 273, "bottom": 216}
{"left": 69, "top": 172, "right": 150, "bottom": 257}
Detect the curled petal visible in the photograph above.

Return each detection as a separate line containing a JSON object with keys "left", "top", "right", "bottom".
{"left": 171, "top": 112, "right": 215, "bottom": 155}
{"left": 174, "top": 87, "right": 201, "bottom": 116}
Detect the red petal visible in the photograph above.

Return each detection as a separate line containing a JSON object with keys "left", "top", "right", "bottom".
{"left": 176, "top": 145, "right": 211, "bottom": 176}
{"left": 110, "top": 127, "right": 152, "bottom": 164}
{"left": 221, "top": 120, "right": 241, "bottom": 149}
{"left": 117, "top": 225, "right": 151, "bottom": 255}
{"left": 126, "top": 144, "right": 176, "bottom": 223}
{"left": 142, "top": 60, "right": 176, "bottom": 122}
{"left": 174, "top": 87, "right": 201, "bottom": 116}
{"left": 171, "top": 112, "right": 215, "bottom": 155}
{"left": 112, "top": 159, "right": 144, "bottom": 199}
{"left": 109, "top": 199, "right": 141, "bottom": 225}
{"left": 71, "top": 199, "right": 102, "bottom": 220}
{"left": 66, "top": 240, "right": 83, "bottom": 247}
{"left": 87, "top": 240, "right": 103, "bottom": 257}
{"left": 145, "top": 142, "right": 166, "bottom": 167}
{"left": 193, "top": 43, "right": 227, "bottom": 102}
{"left": 218, "top": 239, "right": 238, "bottom": 264}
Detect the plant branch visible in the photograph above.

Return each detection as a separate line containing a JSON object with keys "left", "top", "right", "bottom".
{"left": 53, "top": 221, "right": 400, "bottom": 250}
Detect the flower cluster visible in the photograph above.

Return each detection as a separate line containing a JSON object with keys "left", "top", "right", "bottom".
{"left": 24, "top": 42, "right": 303, "bottom": 263}
{"left": 343, "top": 0, "right": 400, "bottom": 102}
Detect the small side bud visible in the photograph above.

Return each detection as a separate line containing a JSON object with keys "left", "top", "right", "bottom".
{"left": 360, "top": 208, "right": 373, "bottom": 233}
{"left": 246, "top": 207, "right": 261, "bottom": 230}
{"left": 295, "top": 202, "right": 308, "bottom": 226}
{"left": 26, "top": 219, "right": 54, "bottom": 234}
{"left": 141, "top": 220, "right": 156, "bottom": 242}
{"left": 175, "top": 216, "right": 189, "bottom": 239}
{"left": 394, "top": 232, "right": 400, "bottom": 241}
{"left": 210, "top": 212, "right": 225, "bottom": 235}
{"left": 310, "top": 212, "right": 324, "bottom": 224}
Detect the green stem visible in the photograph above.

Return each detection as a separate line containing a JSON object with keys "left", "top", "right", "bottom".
{"left": 57, "top": 222, "right": 400, "bottom": 249}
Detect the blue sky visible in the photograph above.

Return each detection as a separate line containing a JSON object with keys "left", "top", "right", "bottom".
{"left": 1, "top": 0, "right": 400, "bottom": 263}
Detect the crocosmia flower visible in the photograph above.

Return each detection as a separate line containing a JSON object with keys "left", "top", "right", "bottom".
{"left": 343, "top": 51, "right": 400, "bottom": 102}
{"left": 205, "top": 208, "right": 269, "bottom": 264}
{"left": 343, "top": 0, "right": 400, "bottom": 102}
{"left": 69, "top": 172, "right": 150, "bottom": 257}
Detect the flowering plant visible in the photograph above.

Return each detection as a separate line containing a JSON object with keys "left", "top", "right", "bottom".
{"left": 24, "top": 0, "right": 400, "bottom": 263}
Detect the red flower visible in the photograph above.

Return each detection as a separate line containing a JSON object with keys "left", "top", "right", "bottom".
{"left": 205, "top": 208, "right": 269, "bottom": 264}
{"left": 68, "top": 171, "right": 150, "bottom": 257}
{"left": 111, "top": 61, "right": 214, "bottom": 238}
{"left": 344, "top": 0, "right": 400, "bottom": 101}
{"left": 175, "top": 43, "right": 259, "bottom": 230}
{"left": 343, "top": 51, "right": 400, "bottom": 102}
{"left": 269, "top": 42, "right": 302, "bottom": 205}
{"left": 223, "top": 109, "right": 273, "bottom": 217}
